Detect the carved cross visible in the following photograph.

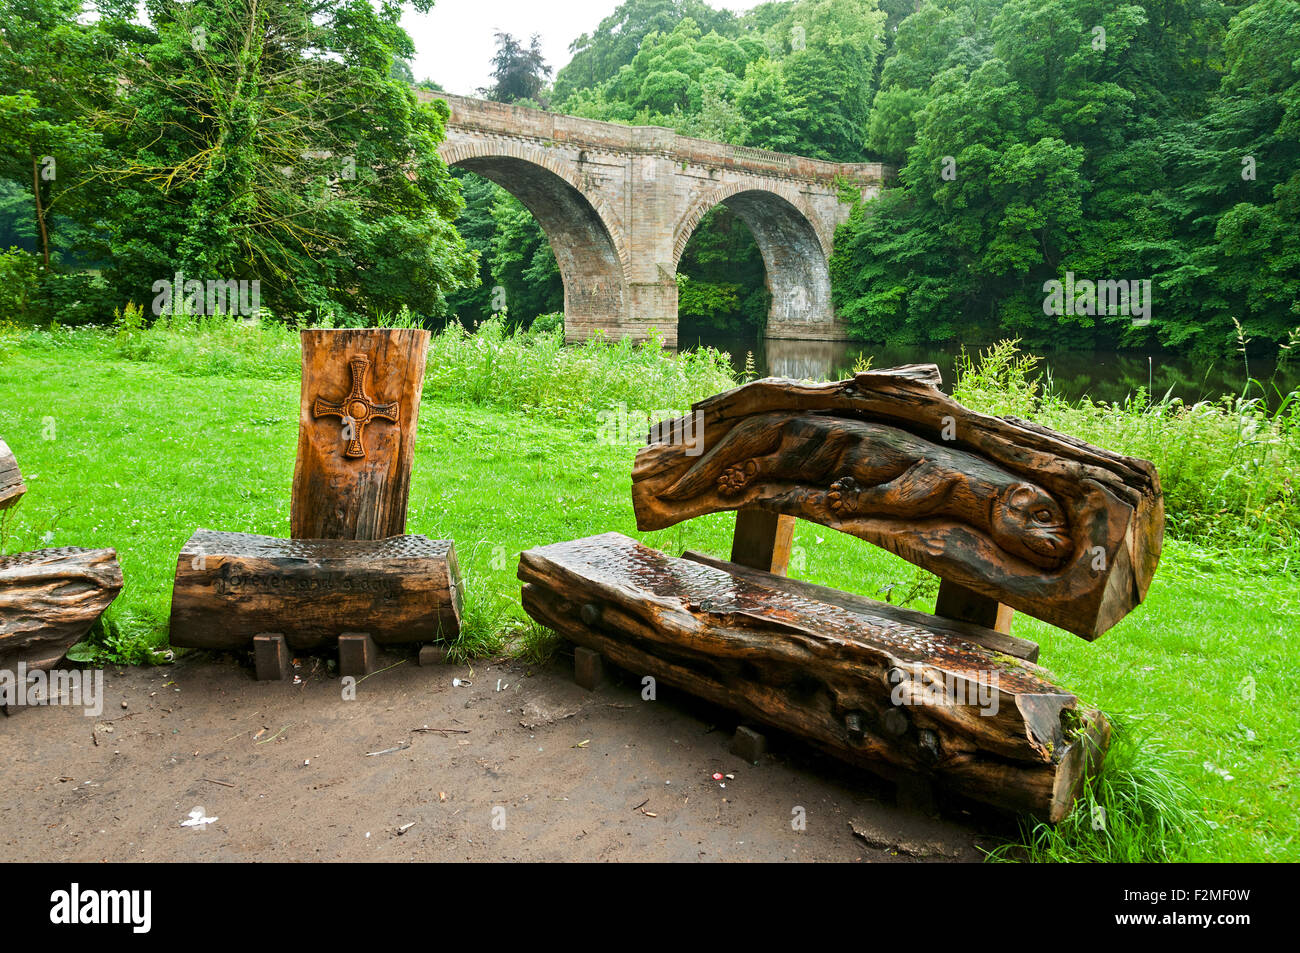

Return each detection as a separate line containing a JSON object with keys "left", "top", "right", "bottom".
{"left": 312, "top": 356, "right": 399, "bottom": 459}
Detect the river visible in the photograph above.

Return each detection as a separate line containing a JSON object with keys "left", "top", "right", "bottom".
{"left": 681, "top": 332, "right": 1300, "bottom": 408}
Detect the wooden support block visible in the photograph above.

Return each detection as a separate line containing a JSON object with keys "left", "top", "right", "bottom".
{"left": 935, "top": 578, "right": 1014, "bottom": 634}
{"left": 730, "top": 725, "right": 767, "bottom": 763}
{"left": 338, "top": 632, "right": 377, "bottom": 679}
{"left": 291, "top": 328, "right": 430, "bottom": 541}
{"left": 418, "top": 644, "right": 449, "bottom": 666}
{"left": 0, "top": 438, "right": 26, "bottom": 511}
{"left": 253, "top": 633, "right": 290, "bottom": 681}
{"left": 169, "top": 530, "right": 462, "bottom": 651}
{"left": 730, "top": 508, "right": 795, "bottom": 575}
{"left": 0, "top": 547, "right": 123, "bottom": 670}
{"left": 574, "top": 645, "right": 605, "bottom": 691}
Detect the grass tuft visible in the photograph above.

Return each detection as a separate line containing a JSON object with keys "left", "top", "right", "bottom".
{"left": 985, "top": 719, "right": 1210, "bottom": 863}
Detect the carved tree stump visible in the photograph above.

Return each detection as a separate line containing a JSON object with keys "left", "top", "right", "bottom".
{"left": 0, "top": 438, "right": 26, "bottom": 511}
{"left": 290, "top": 329, "right": 430, "bottom": 540}
{"left": 0, "top": 548, "right": 124, "bottom": 669}
{"left": 169, "top": 530, "right": 462, "bottom": 650}
{"left": 519, "top": 533, "right": 1108, "bottom": 821}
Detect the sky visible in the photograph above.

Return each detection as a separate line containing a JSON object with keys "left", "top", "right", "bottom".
{"left": 402, "top": 0, "right": 769, "bottom": 97}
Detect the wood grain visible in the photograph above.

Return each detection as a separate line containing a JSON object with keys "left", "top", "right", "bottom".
{"left": 0, "top": 438, "right": 26, "bottom": 511}
{"left": 0, "top": 547, "right": 123, "bottom": 669}
{"left": 680, "top": 549, "right": 1039, "bottom": 662}
{"left": 169, "top": 529, "right": 462, "bottom": 650}
{"left": 632, "top": 368, "right": 1163, "bottom": 639}
{"left": 290, "top": 329, "right": 429, "bottom": 540}
{"left": 518, "top": 532, "right": 1105, "bottom": 821}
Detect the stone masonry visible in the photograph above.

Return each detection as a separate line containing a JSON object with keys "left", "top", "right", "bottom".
{"left": 424, "top": 92, "right": 888, "bottom": 348}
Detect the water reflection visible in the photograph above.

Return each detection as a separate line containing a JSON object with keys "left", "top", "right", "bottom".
{"left": 678, "top": 332, "right": 1300, "bottom": 407}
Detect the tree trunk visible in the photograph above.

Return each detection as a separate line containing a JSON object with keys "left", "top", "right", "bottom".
{"left": 32, "top": 156, "right": 50, "bottom": 272}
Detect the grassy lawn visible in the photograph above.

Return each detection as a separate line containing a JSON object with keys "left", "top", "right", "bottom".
{"left": 1, "top": 331, "right": 1296, "bottom": 861}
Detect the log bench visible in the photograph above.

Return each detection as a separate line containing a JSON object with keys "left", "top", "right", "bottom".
{"left": 169, "top": 529, "right": 462, "bottom": 657}
{"left": 517, "top": 366, "right": 1163, "bottom": 821}
{"left": 1, "top": 547, "right": 124, "bottom": 672}
{"left": 0, "top": 439, "right": 123, "bottom": 687}
{"left": 167, "top": 329, "right": 464, "bottom": 680}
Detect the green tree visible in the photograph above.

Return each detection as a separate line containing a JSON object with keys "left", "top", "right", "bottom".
{"left": 96, "top": 0, "right": 475, "bottom": 323}
{"left": 481, "top": 32, "right": 552, "bottom": 106}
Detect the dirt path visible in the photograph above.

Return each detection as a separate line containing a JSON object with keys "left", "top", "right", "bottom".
{"left": 0, "top": 650, "right": 993, "bottom": 862}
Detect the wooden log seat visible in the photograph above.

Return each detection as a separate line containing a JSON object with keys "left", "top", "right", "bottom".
{"left": 517, "top": 365, "right": 1161, "bottom": 820}
{"left": 169, "top": 529, "right": 462, "bottom": 651}
{"left": 0, "top": 547, "right": 124, "bottom": 670}
{"left": 520, "top": 533, "right": 1108, "bottom": 822}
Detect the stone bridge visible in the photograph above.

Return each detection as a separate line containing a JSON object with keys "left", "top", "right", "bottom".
{"left": 423, "top": 92, "right": 888, "bottom": 348}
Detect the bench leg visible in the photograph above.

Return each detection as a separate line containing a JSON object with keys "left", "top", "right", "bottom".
{"left": 730, "top": 724, "right": 767, "bottom": 763}
{"left": 574, "top": 645, "right": 605, "bottom": 691}
{"left": 895, "top": 773, "right": 938, "bottom": 815}
{"left": 338, "top": 632, "right": 377, "bottom": 679}
{"left": 418, "top": 643, "right": 449, "bottom": 666}
{"left": 253, "top": 633, "right": 290, "bottom": 681}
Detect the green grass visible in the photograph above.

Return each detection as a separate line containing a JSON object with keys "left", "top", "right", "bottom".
{"left": 1, "top": 322, "right": 1296, "bottom": 861}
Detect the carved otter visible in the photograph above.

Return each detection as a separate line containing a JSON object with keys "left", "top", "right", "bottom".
{"left": 661, "top": 413, "right": 1072, "bottom": 569}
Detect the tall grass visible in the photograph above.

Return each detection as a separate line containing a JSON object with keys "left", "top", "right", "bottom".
{"left": 93, "top": 309, "right": 738, "bottom": 422}
{"left": 424, "top": 315, "right": 735, "bottom": 420}
{"left": 985, "top": 719, "right": 1209, "bottom": 862}
{"left": 953, "top": 340, "right": 1300, "bottom": 567}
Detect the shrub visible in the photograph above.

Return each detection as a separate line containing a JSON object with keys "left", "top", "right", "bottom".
{"left": 0, "top": 247, "right": 40, "bottom": 320}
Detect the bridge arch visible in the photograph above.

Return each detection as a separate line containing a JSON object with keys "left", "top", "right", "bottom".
{"left": 439, "top": 139, "right": 631, "bottom": 334}
{"left": 673, "top": 182, "right": 835, "bottom": 339}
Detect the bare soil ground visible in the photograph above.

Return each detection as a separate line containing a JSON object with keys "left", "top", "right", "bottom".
{"left": 0, "top": 649, "right": 997, "bottom": 862}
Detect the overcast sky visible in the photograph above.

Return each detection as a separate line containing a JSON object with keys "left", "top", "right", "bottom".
{"left": 402, "top": 0, "right": 769, "bottom": 97}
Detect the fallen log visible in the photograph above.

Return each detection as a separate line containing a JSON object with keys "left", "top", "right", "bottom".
{"left": 0, "top": 438, "right": 25, "bottom": 511}
{"left": 0, "top": 547, "right": 123, "bottom": 669}
{"left": 519, "top": 532, "right": 1108, "bottom": 821}
{"left": 632, "top": 367, "right": 1163, "bottom": 639}
{"left": 169, "top": 529, "right": 462, "bottom": 650}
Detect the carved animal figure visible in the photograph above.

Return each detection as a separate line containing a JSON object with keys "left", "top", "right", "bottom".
{"left": 661, "top": 413, "right": 1071, "bottom": 569}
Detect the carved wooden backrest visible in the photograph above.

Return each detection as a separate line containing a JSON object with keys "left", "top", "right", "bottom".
{"left": 632, "top": 365, "right": 1163, "bottom": 640}
{"left": 291, "top": 329, "right": 430, "bottom": 540}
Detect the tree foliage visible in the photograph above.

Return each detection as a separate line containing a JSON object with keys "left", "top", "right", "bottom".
{"left": 0, "top": 0, "right": 475, "bottom": 325}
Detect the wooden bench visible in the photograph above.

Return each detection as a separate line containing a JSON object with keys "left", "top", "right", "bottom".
{"left": 0, "top": 439, "right": 123, "bottom": 678}
{"left": 169, "top": 530, "right": 462, "bottom": 650}
{"left": 167, "top": 329, "right": 463, "bottom": 678}
{"left": 517, "top": 366, "right": 1164, "bottom": 821}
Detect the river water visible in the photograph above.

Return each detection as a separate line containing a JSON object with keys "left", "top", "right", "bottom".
{"left": 682, "top": 332, "right": 1300, "bottom": 408}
